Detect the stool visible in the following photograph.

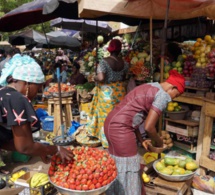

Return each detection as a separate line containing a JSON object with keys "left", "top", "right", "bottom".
{"left": 48, "top": 97, "right": 73, "bottom": 135}
{"left": 144, "top": 177, "right": 192, "bottom": 195}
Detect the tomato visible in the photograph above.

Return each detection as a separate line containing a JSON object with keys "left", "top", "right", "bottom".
{"left": 76, "top": 174, "right": 82, "bottom": 181}
{"left": 92, "top": 179, "right": 98, "bottom": 185}
{"left": 89, "top": 184, "right": 95, "bottom": 190}
{"left": 82, "top": 184, "right": 88, "bottom": 191}
{"left": 96, "top": 183, "right": 101, "bottom": 188}
{"left": 76, "top": 185, "right": 82, "bottom": 190}
{"left": 80, "top": 178, "right": 87, "bottom": 185}
{"left": 69, "top": 184, "right": 76, "bottom": 190}
{"left": 98, "top": 177, "right": 103, "bottom": 183}
{"left": 102, "top": 180, "right": 108, "bottom": 186}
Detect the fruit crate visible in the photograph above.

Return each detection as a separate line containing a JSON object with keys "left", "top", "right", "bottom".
{"left": 14, "top": 172, "right": 57, "bottom": 195}
{"left": 165, "top": 119, "right": 199, "bottom": 137}
{"left": 15, "top": 181, "right": 57, "bottom": 195}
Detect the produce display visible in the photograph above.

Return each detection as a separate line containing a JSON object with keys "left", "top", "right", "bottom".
{"left": 154, "top": 156, "right": 198, "bottom": 176}
{"left": 43, "top": 83, "right": 76, "bottom": 97}
{"left": 49, "top": 146, "right": 117, "bottom": 191}
{"left": 75, "top": 82, "right": 95, "bottom": 92}
{"left": 166, "top": 101, "right": 182, "bottom": 112}
{"left": 206, "top": 48, "right": 215, "bottom": 79}
{"left": 9, "top": 169, "right": 26, "bottom": 182}
{"left": 161, "top": 131, "right": 173, "bottom": 149}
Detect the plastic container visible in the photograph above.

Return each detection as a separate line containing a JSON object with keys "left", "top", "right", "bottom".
{"left": 166, "top": 110, "right": 188, "bottom": 120}
{"left": 40, "top": 116, "right": 54, "bottom": 132}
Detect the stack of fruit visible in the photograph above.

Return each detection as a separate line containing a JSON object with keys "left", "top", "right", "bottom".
{"left": 206, "top": 48, "right": 215, "bottom": 79}
{"left": 49, "top": 146, "right": 117, "bottom": 191}
{"left": 166, "top": 102, "right": 182, "bottom": 112}
{"left": 192, "top": 35, "right": 214, "bottom": 68}
{"left": 182, "top": 55, "right": 196, "bottom": 78}
{"left": 161, "top": 131, "right": 173, "bottom": 149}
{"left": 9, "top": 170, "right": 26, "bottom": 183}
{"left": 155, "top": 156, "right": 198, "bottom": 176}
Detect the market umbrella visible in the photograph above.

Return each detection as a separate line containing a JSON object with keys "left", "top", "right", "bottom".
{"left": 9, "top": 29, "right": 47, "bottom": 46}
{"left": 50, "top": 18, "right": 112, "bottom": 34}
{"left": 0, "top": 41, "right": 12, "bottom": 51}
{"left": 0, "top": 0, "right": 142, "bottom": 32}
{"left": 48, "top": 36, "right": 81, "bottom": 48}
{"left": 0, "top": 0, "right": 86, "bottom": 32}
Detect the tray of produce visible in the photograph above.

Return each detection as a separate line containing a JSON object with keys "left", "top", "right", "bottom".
{"left": 48, "top": 146, "right": 117, "bottom": 195}
{"left": 153, "top": 156, "right": 198, "bottom": 181}
{"left": 44, "top": 83, "right": 76, "bottom": 98}
{"left": 74, "top": 126, "right": 101, "bottom": 147}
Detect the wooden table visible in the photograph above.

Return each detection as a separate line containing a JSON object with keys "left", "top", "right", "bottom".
{"left": 144, "top": 177, "right": 192, "bottom": 195}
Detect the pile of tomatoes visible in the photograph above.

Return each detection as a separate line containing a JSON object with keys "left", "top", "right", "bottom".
{"left": 49, "top": 146, "right": 117, "bottom": 191}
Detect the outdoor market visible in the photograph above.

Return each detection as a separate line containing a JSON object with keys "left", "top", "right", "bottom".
{"left": 1, "top": 0, "right": 215, "bottom": 195}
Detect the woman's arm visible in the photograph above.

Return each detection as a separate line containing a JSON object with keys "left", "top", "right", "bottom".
{"left": 94, "top": 72, "right": 105, "bottom": 82}
{"left": 11, "top": 123, "right": 57, "bottom": 157}
{"left": 144, "top": 109, "right": 163, "bottom": 147}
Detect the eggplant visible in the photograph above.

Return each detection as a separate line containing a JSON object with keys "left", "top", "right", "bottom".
{"left": 0, "top": 178, "right": 6, "bottom": 189}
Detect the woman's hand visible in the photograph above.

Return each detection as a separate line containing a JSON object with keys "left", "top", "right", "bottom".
{"left": 57, "top": 146, "right": 74, "bottom": 163}
{"left": 40, "top": 155, "right": 51, "bottom": 164}
{"left": 142, "top": 140, "right": 151, "bottom": 151}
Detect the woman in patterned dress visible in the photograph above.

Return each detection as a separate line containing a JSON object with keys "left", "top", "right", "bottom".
{"left": 0, "top": 54, "right": 73, "bottom": 164}
{"left": 104, "top": 70, "right": 185, "bottom": 195}
{"left": 87, "top": 39, "right": 128, "bottom": 148}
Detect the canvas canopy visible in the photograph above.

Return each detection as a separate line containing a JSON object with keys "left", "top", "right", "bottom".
{"left": 78, "top": 0, "right": 215, "bottom": 20}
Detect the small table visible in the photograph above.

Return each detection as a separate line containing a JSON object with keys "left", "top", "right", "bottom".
{"left": 144, "top": 176, "right": 192, "bottom": 195}
{"left": 48, "top": 97, "right": 73, "bottom": 135}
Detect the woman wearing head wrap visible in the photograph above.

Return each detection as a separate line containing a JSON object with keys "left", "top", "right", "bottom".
{"left": 105, "top": 70, "right": 185, "bottom": 195}
{"left": 69, "top": 61, "right": 87, "bottom": 85}
{"left": 87, "top": 39, "right": 128, "bottom": 148}
{"left": 0, "top": 54, "right": 73, "bottom": 164}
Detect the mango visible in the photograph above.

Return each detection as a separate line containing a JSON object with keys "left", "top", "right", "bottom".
{"left": 185, "top": 157, "right": 193, "bottom": 163}
{"left": 173, "top": 167, "right": 185, "bottom": 175}
{"left": 186, "top": 161, "right": 198, "bottom": 171}
{"left": 155, "top": 162, "right": 165, "bottom": 171}
{"left": 164, "top": 157, "right": 179, "bottom": 166}
{"left": 178, "top": 160, "right": 186, "bottom": 168}
{"left": 160, "top": 167, "right": 173, "bottom": 175}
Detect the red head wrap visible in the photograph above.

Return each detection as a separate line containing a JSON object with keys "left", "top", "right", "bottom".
{"left": 107, "top": 39, "right": 122, "bottom": 53}
{"left": 166, "top": 70, "right": 185, "bottom": 94}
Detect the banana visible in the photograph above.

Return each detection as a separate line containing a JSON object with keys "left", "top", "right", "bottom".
{"left": 31, "top": 173, "right": 48, "bottom": 188}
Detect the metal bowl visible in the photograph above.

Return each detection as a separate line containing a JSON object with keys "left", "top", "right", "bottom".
{"left": 49, "top": 178, "right": 115, "bottom": 195}
{"left": 153, "top": 159, "right": 197, "bottom": 181}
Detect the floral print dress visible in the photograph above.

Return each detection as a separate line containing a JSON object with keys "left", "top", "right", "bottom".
{"left": 87, "top": 59, "right": 128, "bottom": 148}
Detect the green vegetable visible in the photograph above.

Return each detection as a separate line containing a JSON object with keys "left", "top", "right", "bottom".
{"left": 75, "top": 82, "right": 95, "bottom": 92}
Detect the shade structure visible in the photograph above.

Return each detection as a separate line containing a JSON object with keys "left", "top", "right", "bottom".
{"left": 49, "top": 36, "right": 81, "bottom": 48}
{"left": 0, "top": 0, "right": 142, "bottom": 32}
{"left": 0, "top": 0, "right": 83, "bottom": 32}
{"left": 78, "top": 0, "right": 215, "bottom": 20}
{"left": 0, "top": 41, "right": 12, "bottom": 51}
{"left": 50, "top": 18, "right": 112, "bottom": 33}
{"left": 9, "top": 30, "right": 47, "bottom": 46}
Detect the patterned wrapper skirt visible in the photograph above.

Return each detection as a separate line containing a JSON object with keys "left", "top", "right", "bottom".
{"left": 87, "top": 82, "right": 126, "bottom": 148}
{"left": 106, "top": 154, "right": 142, "bottom": 195}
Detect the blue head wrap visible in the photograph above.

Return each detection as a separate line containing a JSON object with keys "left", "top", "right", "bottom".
{"left": 0, "top": 54, "right": 45, "bottom": 86}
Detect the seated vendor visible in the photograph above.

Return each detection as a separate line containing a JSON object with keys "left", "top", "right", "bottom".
{"left": 69, "top": 62, "right": 87, "bottom": 85}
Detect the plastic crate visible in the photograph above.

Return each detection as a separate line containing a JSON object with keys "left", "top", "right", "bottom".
{"left": 15, "top": 181, "right": 56, "bottom": 195}
{"left": 40, "top": 116, "right": 54, "bottom": 132}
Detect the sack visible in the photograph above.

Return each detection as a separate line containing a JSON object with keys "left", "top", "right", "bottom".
{"left": 68, "top": 121, "right": 82, "bottom": 136}
{"left": 127, "top": 77, "right": 136, "bottom": 93}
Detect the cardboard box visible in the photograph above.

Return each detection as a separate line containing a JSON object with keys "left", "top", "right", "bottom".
{"left": 0, "top": 186, "right": 25, "bottom": 195}
{"left": 14, "top": 171, "right": 37, "bottom": 187}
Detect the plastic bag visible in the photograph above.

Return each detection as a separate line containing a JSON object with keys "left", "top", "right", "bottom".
{"left": 127, "top": 77, "right": 136, "bottom": 93}
{"left": 68, "top": 121, "right": 82, "bottom": 136}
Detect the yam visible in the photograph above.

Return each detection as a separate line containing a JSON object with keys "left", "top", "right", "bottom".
{"left": 166, "top": 138, "right": 172, "bottom": 144}
{"left": 167, "top": 143, "right": 173, "bottom": 148}
{"left": 165, "top": 133, "right": 170, "bottom": 139}
{"left": 161, "top": 131, "right": 166, "bottom": 136}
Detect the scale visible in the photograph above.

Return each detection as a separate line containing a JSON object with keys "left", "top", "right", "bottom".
{"left": 52, "top": 68, "right": 74, "bottom": 146}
